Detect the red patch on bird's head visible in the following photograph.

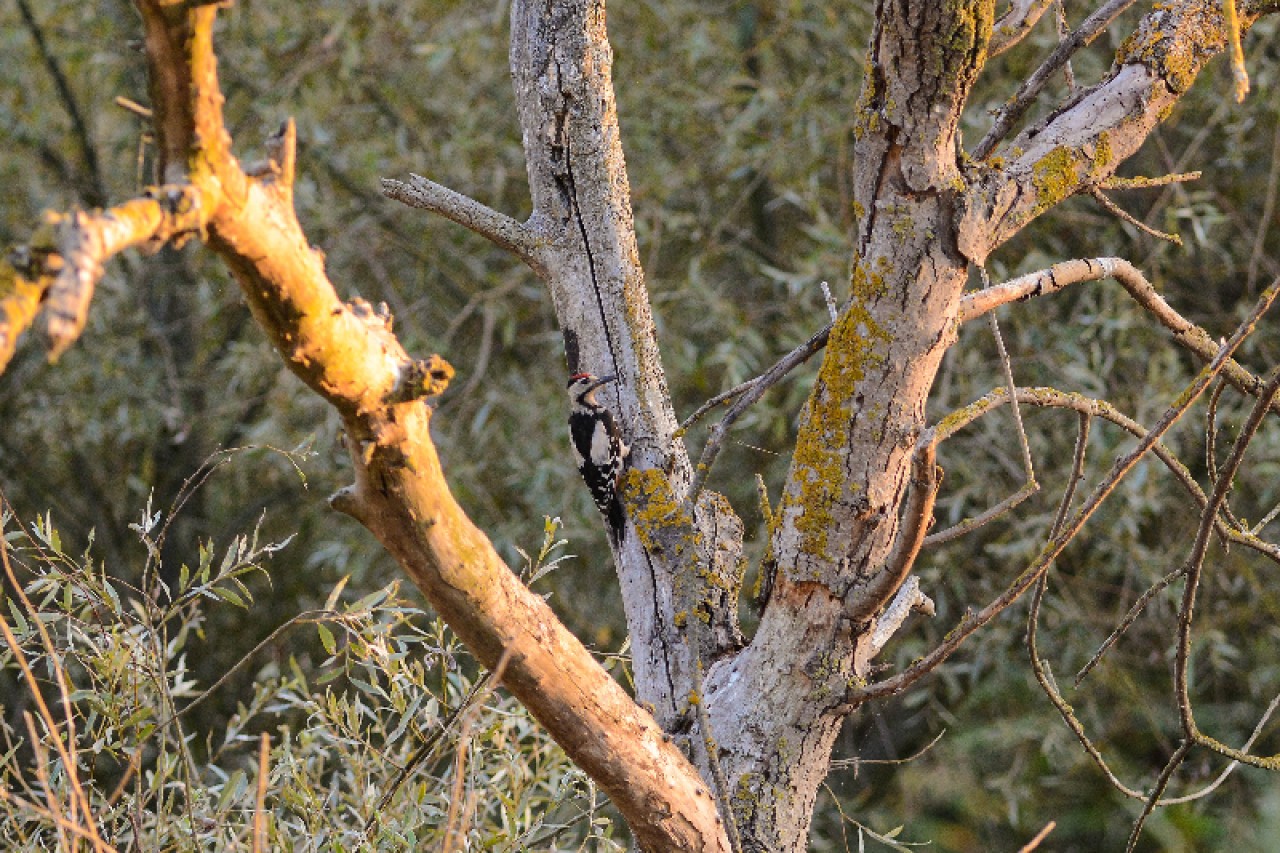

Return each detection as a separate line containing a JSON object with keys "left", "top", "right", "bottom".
{"left": 569, "top": 372, "right": 592, "bottom": 381}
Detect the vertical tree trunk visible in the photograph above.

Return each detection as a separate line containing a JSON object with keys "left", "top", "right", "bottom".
{"left": 700, "top": 4, "right": 993, "bottom": 848}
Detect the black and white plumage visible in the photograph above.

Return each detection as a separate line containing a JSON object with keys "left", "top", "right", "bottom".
{"left": 566, "top": 372, "right": 630, "bottom": 539}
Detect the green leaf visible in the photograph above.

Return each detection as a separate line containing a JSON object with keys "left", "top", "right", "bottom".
{"left": 213, "top": 586, "right": 247, "bottom": 608}
{"left": 7, "top": 599, "right": 28, "bottom": 635}
{"left": 318, "top": 623, "right": 337, "bottom": 656}
{"left": 324, "top": 575, "right": 350, "bottom": 612}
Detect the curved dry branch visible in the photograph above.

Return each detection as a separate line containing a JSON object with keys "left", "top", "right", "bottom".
{"left": 1088, "top": 187, "right": 1183, "bottom": 244}
{"left": 845, "top": 435, "right": 939, "bottom": 624}
{"left": 1022, "top": 412, "right": 1158, "bottom": 804}
{"left": 1174, "top": 367, "right": 1280, "bottom": 770}
{"left": 845, "top": 284, "right": 1279, "bottom": 706}
{"left": 959, "top": 257, "right": 1280, "bottom": 415}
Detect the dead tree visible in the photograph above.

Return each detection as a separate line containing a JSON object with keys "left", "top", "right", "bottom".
{"left": 4, "top": 1, "right": 1280, "bottom": 850}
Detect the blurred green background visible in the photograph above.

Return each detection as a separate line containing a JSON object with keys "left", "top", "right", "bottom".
{"left": 5, "top": 1, "right": 1280, "bottom": 848}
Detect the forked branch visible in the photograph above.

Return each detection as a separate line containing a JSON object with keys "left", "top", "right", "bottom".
{"left": 686, "top": 319, "right": 832, "bottom": 501}
{"left": 973, "top": 0, "right": 1140, "bottom": 159}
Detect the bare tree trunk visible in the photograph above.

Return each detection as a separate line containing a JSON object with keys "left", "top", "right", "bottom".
{"left": 696, "top": 4, "right": 989, "bottom": 846}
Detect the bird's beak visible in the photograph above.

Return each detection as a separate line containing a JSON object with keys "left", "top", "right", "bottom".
{"left": 587, "top": 375, "right": 617, "bottom": 393}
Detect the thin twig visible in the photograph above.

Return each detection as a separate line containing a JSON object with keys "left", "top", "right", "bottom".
{"left": 1075, "top": 563, "right": 1182, "bottom": 686}
{"left": 1054, "top": 0, "right": 1075, "bottom": 93}
{"left": 1018, "top": 821, "right": 1057, "bottom": 853}
{"left": 1089, "top": 187, "right": 1183, "bottom": 244}
{"left": 680, "top": 378, "right": 760, "bottom": 434}
{"left": 847, "top": 435, "right": 939, "bottom": 623}
{"left": 986, "top": 294, "right": 1035, "bottom": 482}
{"left": 23, "top": 712, "right": 68, "bottom": 850}
{"left": 1206, "top": 378, "right": 1226, "bottom": 492}
{"left": 1248, "top": 120, "right": 1280, "bottom": 291}
{"left": 1026, "top": 413, "right": 1151, "bottom": 801}
{"left": 157, "top": 608, "right": 346, "bottom": 729}
{"left": 114, "top": 96, "right": 153, "bottom": 119}
{"left": 973, "top": 0, "right": 1139, "bottom": 159}
{"left": 819, "top": 281, "right": 838, "bottom": 322}
{"left": 1174, "top": 367, "right": 1280, "bottom": 769}
{"left": 15, "top": 0, "right": 104, "bottom": 206}
{"left": 1204, "top": 379, "right": 1244, "bottom": 532}
{"left": 923, "top": 481, "right": 1038, "bottom": 547}
{"left": 1099, "top": 171, "right": 1201, "bottom": 190}
{"left": 1251, "top": 496, "right": 1280, "bottom": 535}
{"left": 829, "top": 729, "right": 946, "bottom": 770}
{"left": 252, "top": 733, "right": 270, "bottom": 852}
{"left": 1224, "top": 0, "right": 1250, "bottom": 102}
{"left": 989, "top": 0, "right": 1056, "bottom": 58}
{"left": 1125, "top": 740, "right": 1192, "bottom": 853}
{"left": 687, "top": 321, "right": 832, "bottom": 500}
{"left": 680, "top": 321, "right": 833, "bottom": 435}
{"left": 441, "top": 649, "right": 512, "bottom": 853}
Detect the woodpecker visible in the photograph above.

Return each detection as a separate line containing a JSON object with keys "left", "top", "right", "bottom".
{"left": 566, "top": 373, "right": 630, "bottom": 539}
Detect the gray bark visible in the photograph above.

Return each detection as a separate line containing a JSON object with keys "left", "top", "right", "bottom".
{"left": 433, "top": 0, "right": 1280, "bottom": 849}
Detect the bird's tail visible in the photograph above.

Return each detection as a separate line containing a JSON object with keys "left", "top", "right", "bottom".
{"left": 607, "top": 493, "right": 627, "bottom": 543}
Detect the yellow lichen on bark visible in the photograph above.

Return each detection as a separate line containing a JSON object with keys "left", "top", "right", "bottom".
{"left": 1117, "top": 2, "right": 1228, "bottom": 94}
{"left": 783, "top": 258, "right": 890, "bottom": 560}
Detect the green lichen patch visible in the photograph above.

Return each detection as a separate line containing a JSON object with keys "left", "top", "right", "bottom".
{"left": 621, "top": 468, "right": 694, "bottom": 557}
{"left": 1028, "top": 140, "right": 1113, "bottom": 220}
{"left": 1117, "top": 4, "right": 1227, "bottom": 94}
{"left": 1031, "top": 147, "right": 1083, "bottom": 214}
{"left": 782, "top": 258, "right": 890, "bottom": 559}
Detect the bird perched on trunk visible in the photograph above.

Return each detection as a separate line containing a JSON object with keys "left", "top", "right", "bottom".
{"left": 566, "top": 373, "right": 630, "bottom": 540}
